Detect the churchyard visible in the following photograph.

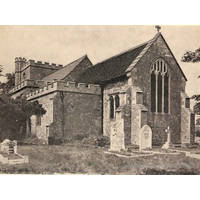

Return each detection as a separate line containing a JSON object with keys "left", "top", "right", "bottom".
{"left": 1, "top": 124, "right": 200, "bottom": 175}
{"left": 1, "top": 138, "right": 200, "bottom": 175}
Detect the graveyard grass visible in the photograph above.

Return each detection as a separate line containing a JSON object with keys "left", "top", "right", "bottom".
{"left": 1, "top": 144, "right": 200, "bottom": 175}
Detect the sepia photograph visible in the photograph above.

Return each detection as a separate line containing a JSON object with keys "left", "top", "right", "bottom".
{"left": 1, "top": 1, "right": 200, "bottom": 199}
{"left": 0, "top": 25, "right": 200, "bottom": 176}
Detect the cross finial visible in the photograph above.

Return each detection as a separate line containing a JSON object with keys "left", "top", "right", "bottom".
{"left": 155, "top": 25, "right": 161, "bottom": 32}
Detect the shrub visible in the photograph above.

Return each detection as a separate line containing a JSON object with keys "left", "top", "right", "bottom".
{"left": 96, "top": 136, "right": 110, "bottom": 147}
{"left": 48, "top": 136, "right": 65, "bottom": 145}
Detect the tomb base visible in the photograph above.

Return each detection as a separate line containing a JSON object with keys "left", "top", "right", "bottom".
{"left": 0, "top": 153, "right": 29, "bottom": 165}
{"left": 162, "top": 142, "right": 174, "bottom": 149}
{"left": 108, "top": 146, "right": 125, "bottom": 153}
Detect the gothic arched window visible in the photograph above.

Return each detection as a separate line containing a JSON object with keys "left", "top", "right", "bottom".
{"left": 115, "top": 95, "right": 120, "bottom": 110}
{"left": 109, "top": 94, "right": 120, "bottom": 119}
{"left": 151, "top": 58, "right": 169, "bottom": 113}
{"left": 110, "top": 96, "right": 114, "bottom": 118}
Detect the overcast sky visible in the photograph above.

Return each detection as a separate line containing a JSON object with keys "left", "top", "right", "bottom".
{"left": 0, "top": 25, "right": 199, "bottom": 96}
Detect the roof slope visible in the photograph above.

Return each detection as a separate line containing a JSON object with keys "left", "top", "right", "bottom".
{"left": 78, "top": 43, "right": 148, "bottom": 84}
{"left": 78, "top": 33, "right": 187, "bottom": 84}
{"left": 43, "top": 55, "right": 88, "bottom": 83}
{"left": 158, "top": 34, "right": 187, "bottom": 81}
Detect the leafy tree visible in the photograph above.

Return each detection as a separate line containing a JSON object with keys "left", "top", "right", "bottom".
{"left": 181, "top": 47, "right": 200, "bottom": 63}
{"left": 181, "top": 47, "right": 200, "bottom": 114}
{"left": 0, "top": 95, "right": 46, "bottom": 141}
{"left": 0, "top": 73, "right": 15, "bottom": 95}
{"left": 0, "top": 65, "right": 3, "bottom": 74}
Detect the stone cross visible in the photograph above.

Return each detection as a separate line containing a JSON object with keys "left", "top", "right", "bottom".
{"left": 162, "top": 126, "right": 174, "bottom": 149}
{"left": 165, "top": 126, "right": 171, "bottom": 143}
{"left": 155, "top": 25, "right": 161, "bottom": 32}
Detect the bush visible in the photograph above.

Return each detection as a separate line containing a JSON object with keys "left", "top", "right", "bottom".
{"left": 48, "top": 136, "right": 65, "bottom": 145}
{"left": 96, "top": 136, "right": 110, "bottom": 147}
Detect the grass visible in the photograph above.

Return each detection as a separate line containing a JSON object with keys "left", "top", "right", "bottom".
{"left": 0, "top": 144, "right": 200, "bottom": 175}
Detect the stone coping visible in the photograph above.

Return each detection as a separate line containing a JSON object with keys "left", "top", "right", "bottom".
{"left": 9, "top": 79, "right": 38, "bottom": 94}
{"left": 27, "top": 81, "right": 101, "bottom": 100}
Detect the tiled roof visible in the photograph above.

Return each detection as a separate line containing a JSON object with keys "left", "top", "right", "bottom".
{"left": 78, "top": 43, "right": 148, "bottom": 84}
{"left": 77, "top": 33, "right": 187, "bottom": 84}
{"left": 43, "top": 55, "right": 88, "bottom": 83}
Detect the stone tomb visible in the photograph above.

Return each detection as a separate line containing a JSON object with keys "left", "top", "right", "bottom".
{"left": 139, "top": 125, "right": 152, "bottom": 150}
{"left": 0, "top": 139, "right": 29, "bottom": 165}
{"left": 109, "top": 119, "right": 125, "bottom": 152}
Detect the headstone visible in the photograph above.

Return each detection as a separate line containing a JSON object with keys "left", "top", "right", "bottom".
{"left": 139, "top": 125, "right": 152, "bottom": 150}
{"left": 162, "top": 126, "right": 174, "bottom": 149}
{"left": 109, "top": 119, "right": 125, "bottom": 152}
{"left": 0, "top": 139, "right": 29, "bottom": 165}
{"left": 0, "top": 139, "right": 17, "bottom": 154}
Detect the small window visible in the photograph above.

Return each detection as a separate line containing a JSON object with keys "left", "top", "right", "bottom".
{"left": 23, "top": 72, "right": 26, "bottom": 80}
{"left": 185, "top": 98, "right": 190, "bottom": 108}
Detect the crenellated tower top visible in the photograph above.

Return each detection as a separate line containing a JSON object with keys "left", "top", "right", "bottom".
{"left": 14, "top": 57, "right": 64, "bottom": 86}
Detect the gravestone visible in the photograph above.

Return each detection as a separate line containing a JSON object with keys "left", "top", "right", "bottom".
{"left": 109, "top": 119, "right": 125, "bottom": 152}
{"left": 0, "top": 139, "right": 29, "bottom": 164}
{"left": 162, "top": 126, "right": 174, "bottom": 149}
{"left": 0, "top": 139, "right": 17, "bottom": 154}
{"left": 139, "top": 125, "right": 152, "bottom": 150}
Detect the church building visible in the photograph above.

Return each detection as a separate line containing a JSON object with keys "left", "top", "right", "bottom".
{"left": 9, "top": 30, "right": 195, "bottom": 146}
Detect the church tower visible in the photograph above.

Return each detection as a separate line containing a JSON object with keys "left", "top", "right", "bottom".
{"left": 15, "top": 57, "right": 26, "bottom": 86}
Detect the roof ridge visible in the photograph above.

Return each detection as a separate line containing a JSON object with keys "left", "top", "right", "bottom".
{"left": 125, "top": 33, "right": 161, "bottom": 73}
{"left": 91, "top": 40, "right": 150, "bottom": 67}
{"left": 63, "top": 54, "right": 87, "bottom": 68}
{"left": 42, "top": 55, "right": 88, "bottom": 82}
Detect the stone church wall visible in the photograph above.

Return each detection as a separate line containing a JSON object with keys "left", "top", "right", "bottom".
{"left": 181, "top": 93, "right": 195, "bottom": 144}
{"left": 27, "top": 81, "right": 102, "bottom": 143}
{"left": 131, "top": 86, "right": 148, "bottom": 145}
{"left": 130, "top": 35, "right": 188, "bottom": 144}
{"left": 103, "top": 79, "right": 132, "bottom": 145}
{"left": 52, "top": 91, "right": 102, "bottom": 139}
{"left": 28, "top": 92, "right": 56, "bottom": 143}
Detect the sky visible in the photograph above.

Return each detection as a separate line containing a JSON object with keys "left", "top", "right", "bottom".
{"left": 0, "top": 25, "right": 199, "bottom": 97}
